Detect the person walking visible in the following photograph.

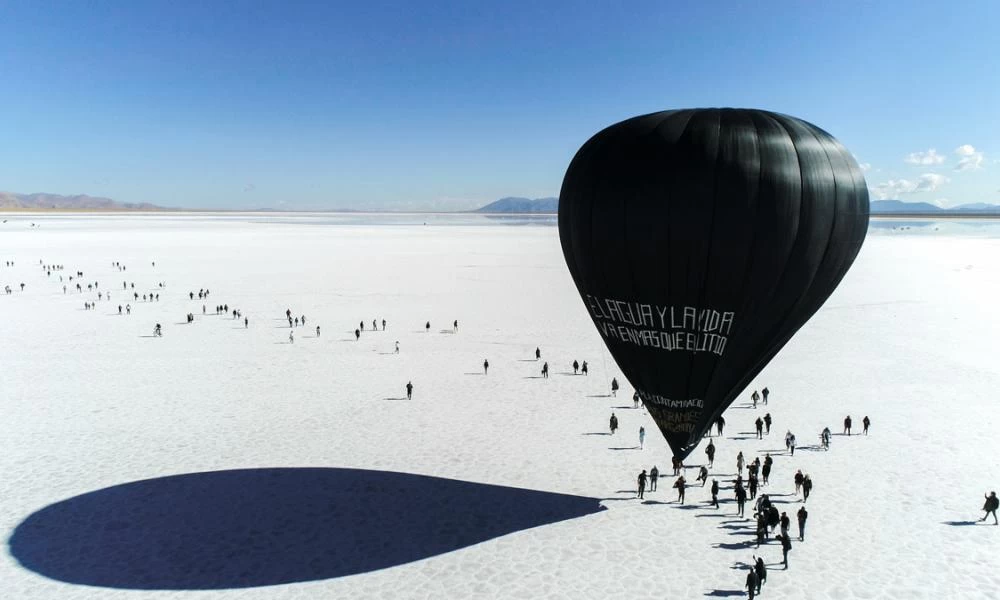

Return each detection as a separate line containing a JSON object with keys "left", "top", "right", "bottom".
{"left": 355, "top": 328, "right": 361, "bottom": 341}
{"left": 483, "top": 359, "right": 489, "bottom": 375}
{"left": 535, "top": 347, "right": 541, "bottom": 360}
{"left": 541, "top": 362, "right": 549, "bottom": 378}
{"left": 649, "top": 466, "right": 659, "bottom": 491}
{"left": 711, "top": 479, "right": 720, "bottom": 508}
{"left": 609, "top": 413, "right": 618, "bottom": 435}
{"left": 797, "top": 505, "right": 808, "bottom": 540}
{"left": 844, "top": 415, "right": 853, "bottom": 435}
{"left": 406, "top": 381, "right": 414, "bottom": 400}
{"left": 764, "top": 413, "right": 772, "bottom": 435}
{"left": 715, "top": 415, "right": 725, "bottom": 437}
{"left": 674, "top": 476, "right": 686, "bottom": 504}
{"left": 762, "top": 387, "right": 769, "bottom": 405}
{"left": 637, "top": 470, "right": 647, "bottom": 499}
{"left": 316, "top": 326, "right": 321, "bottom": 337}
{"left": 572, "top": 360, "right": 579, "bottom": 374}
{"left": 705, "top": 439, "right": 716, "bottom": 467}
{"left": 794, "top": 470, "right": 804, "bottom": 496}
{"left": 735, "top": 482, "right": 747, "bottom": 516}
{"left": 802, "top": 475, "right": 813, "bottom": 502}
{"left": 754, "top": 556, "right": 767, "bottom": 594}
{"left": 638, "top": 426, "right": 646, "bottom": 449}
{"left": 611, "top": 378, "right": 619, "bottom": 397}
{"left": 755, "top": 417, "right": 764, "bottom": 439}
{"left": 863, "top": 415, "right": 871, "bottom": 435}
{"left": 779, "top": 511, "right": 790, "bottom": 537}
{"left": 395, "top": 341, "right": 400, "bottom": 353}
{"left": 581, "top": 361, "right": 588, "bottom": 375}
{"left": 696, "top": 465, "right": 709, "bottom": 487}
{"left": 981, "top": 491, "right": 998, "bottom": 524}
{"left": 289, "top": 331, "right": 294, "bottom": 344}
{"left": 737, "top": 451, "right": 745, "bottom": 476}
{"left": 752, "top": 390, "right": 759, "bottom": 408}
{"left": 745, "top": 567, "right": 759, "bottom": 600}
{"left": 633, "top": 392, "right": 640, "bottom": 409}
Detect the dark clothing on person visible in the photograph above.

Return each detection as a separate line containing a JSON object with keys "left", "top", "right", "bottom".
{"left": 406, "top": 382, "right": 413, "bottom": 400}
{"left": 755, "top": 417, "right": 764, "bottom": 439}
{"left": 711, "top": 480, "right": 719, "bottom": 508}
{"left": 637, "top": 471, "right": 647, "bottom": 499}
{"left": 863, "top": 416, "right": 870, "bottom": 434}
{"left": 745, "top": 570, "right": 758, "bottom": 600}
{"left": 802, "top": 477, "right": 813, "bottom": 502}
{"left": 649, "top": 467, "right": 659, "bottom": 491}
{"left": 797, "top": 506, "right": 808, "bottom": 540}
{"left": 754, "top": 557, "right": 767, "bottom": 592}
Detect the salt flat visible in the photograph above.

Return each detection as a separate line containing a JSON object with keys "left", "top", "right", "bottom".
{"left": 1, "top": 214, "right": 998, "bottom": 600}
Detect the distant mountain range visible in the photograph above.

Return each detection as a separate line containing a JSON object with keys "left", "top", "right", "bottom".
{"left": 0, "top": 192, "right": 165, "bottom": 210}
{"left": 869, "top": 200, "right": 1000, "bottom": 214}
{"left": 473, "top": 198, "right": 1000, "bottom": 216}
{"left": 473, "top": 197, "right": 559, "bottom": 213}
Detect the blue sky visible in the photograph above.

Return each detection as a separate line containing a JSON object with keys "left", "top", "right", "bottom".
{"left": 1, "top": 1, "right": 996, "bottom": 210}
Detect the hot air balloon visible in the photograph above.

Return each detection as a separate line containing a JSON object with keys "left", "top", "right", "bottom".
{"left": 559, "top": 109, "right": 869, "bottom": 459}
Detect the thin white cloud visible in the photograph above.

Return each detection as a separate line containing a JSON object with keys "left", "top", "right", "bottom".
{"left": 954, "top": 144, "right": 984, "bottom": 171}
{"left": 870, "top": 173, "right": 949, "bottom": 200}
{"left": 904, "top": 149, "right": 945, "bottom": 165}
{"left": 859, "top": 162, "right": 872, "bottom": 172}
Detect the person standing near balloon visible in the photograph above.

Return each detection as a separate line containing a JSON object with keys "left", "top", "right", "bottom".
{"left": 696, "top": 465, "right": 708, "bottom": 487}
{"left": 633, "top": 392, "right": 640, "bottom": 409}
{"left": 705, "top": 439, "right": 716, "bottom": 467}
{"left": 610, "top": 378, "right": 619, "bottom": 397}
{"left": 649, "top": 466, "right": 659, "bottom": 491}
{"left": 609, "top": 413, "right": 618, "bottom": 435}
{"left": 638, "top": 426, "right": 645, "bottom": 449}
{"left": 674, "top": 475, "right": 686, "bottom": 504}
{"left": 762, "top": 387, "right": 769, "bottom": 405}
{"left": 715, "top": 415, "right": 725, "bottom": 437}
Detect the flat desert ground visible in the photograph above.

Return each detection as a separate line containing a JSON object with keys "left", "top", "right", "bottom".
{"left": 1, "top": 214, "right": 998, "bottom": 599}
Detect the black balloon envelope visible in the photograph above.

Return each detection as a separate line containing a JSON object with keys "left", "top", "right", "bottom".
{"left": 559, "top": 109, "right": 869, "bottom": 459}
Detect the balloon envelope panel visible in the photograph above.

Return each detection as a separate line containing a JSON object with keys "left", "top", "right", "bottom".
{"left": 558, "top": 109, "right": 869, "bottom": 459}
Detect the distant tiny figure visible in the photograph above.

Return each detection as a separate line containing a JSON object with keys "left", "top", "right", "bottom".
{"left": 360, "top": 321, "right": 364, "bottom": 331}
{"left": 982, "top": 491, "right": 999, "bottom": 525}
{"left": 541, "top": 362, "right": 549, "bottom": 378}
{"left": 844, "top": 415, "right": 852, "bottom": 435}
{"left": 395, "top": 341, "right": 400, "bottom": 353}
{"left": 453, "top": 319, "right": 458, "bottom": 332}
{"left": 794, "top": 470, "right": 804, "bottom": 495}
{"left": 611, "top": 377, "right": 619, "bottom": 397}
{"left": 863, "top": 415, "right": 871, "bottom": 435}
{"left": 406, "top": 381, "right": 413, "bottom": 400}
{"left": 762, "top": 387, "right": 769, "bottom": 405}
{"left": 535, "top": 347, "right": 541, "bottom": 360}
{"left": 755, "top": 417, "right": 764, "bottom": 439}
{"left": 711, "top": 479, "right": 720, "bottom": 508}
{"left": 355, "top": 328, "right": 361, "bottom": 341}
{"left": 715, "top": 415, "right": 725, "bottom": 436}
{"left": 483, "top": 359, "right": 489, "bottom": 375}
{"left": 382, "top": 319, "right": 386, "bottom": 330}
{"left": 572, "top": 360, "right": 579, "bottom": 374}
{"left": 802, "top": 474, "right": 813, "bottom": 502}
{"left": 425, "top": 321, "right": 430, "bottom": 332}
{"left": 639, "top": 426, "right": 646, "bottom": 449}
{"left": 373, "top": 319, "right": 377, "bottom": 331}
{"left": 316, "top": 326, "right": 321, "bottom": 337}
{"left": 785, "top": 430, "right": 793, "bottom": 451}
{"left": 705, "top": 439, "right": 716, "bottom": 467}
{"left": 581, "top": 361, "right": 588, "bottom": 375}
{"left": 289, "top": 331, "right": 294, "bottom": 344}
{"left": 294, "top": 317, "right": 299, "bottom": 326}
{"left": 752, "top": 390, "right": 759, "bottom": 408}
{"left": 821, "top": 426, "right": 831, "bottom": 450}
{"left": 797, "top": 505, "right": 808, "bottom": 540}
{"left": 764, "top": 413, "right": 772, "bottom": 434}
{"left": 735, "top": 483, "right": 747, "bottom": 516}
{"left": 737, "top": 451, "right": 745, "bottom": 475}
{"left": 633, "top": 392, "right": 640, "bottom": 409}
{"left": 649, "top": 466, "right": 659, "bottom": 491}
{"left": 245, "top": 317, "right": 249, "bottom": 328}
{"left": 637, "top": 469, "right": 647, "bottom": 499}
{"left": 609, "top": 412, "right": 618, "bottom": 435}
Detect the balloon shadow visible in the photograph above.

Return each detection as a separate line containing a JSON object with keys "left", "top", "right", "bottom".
{"left": 942, "top": 520, "right": 981, "bottom": 526}
{"left": 8, "top": 467, "right": 605, "bottom": 591}
{"left": 705, "top": 590, "right": 745, "bottom": 597}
